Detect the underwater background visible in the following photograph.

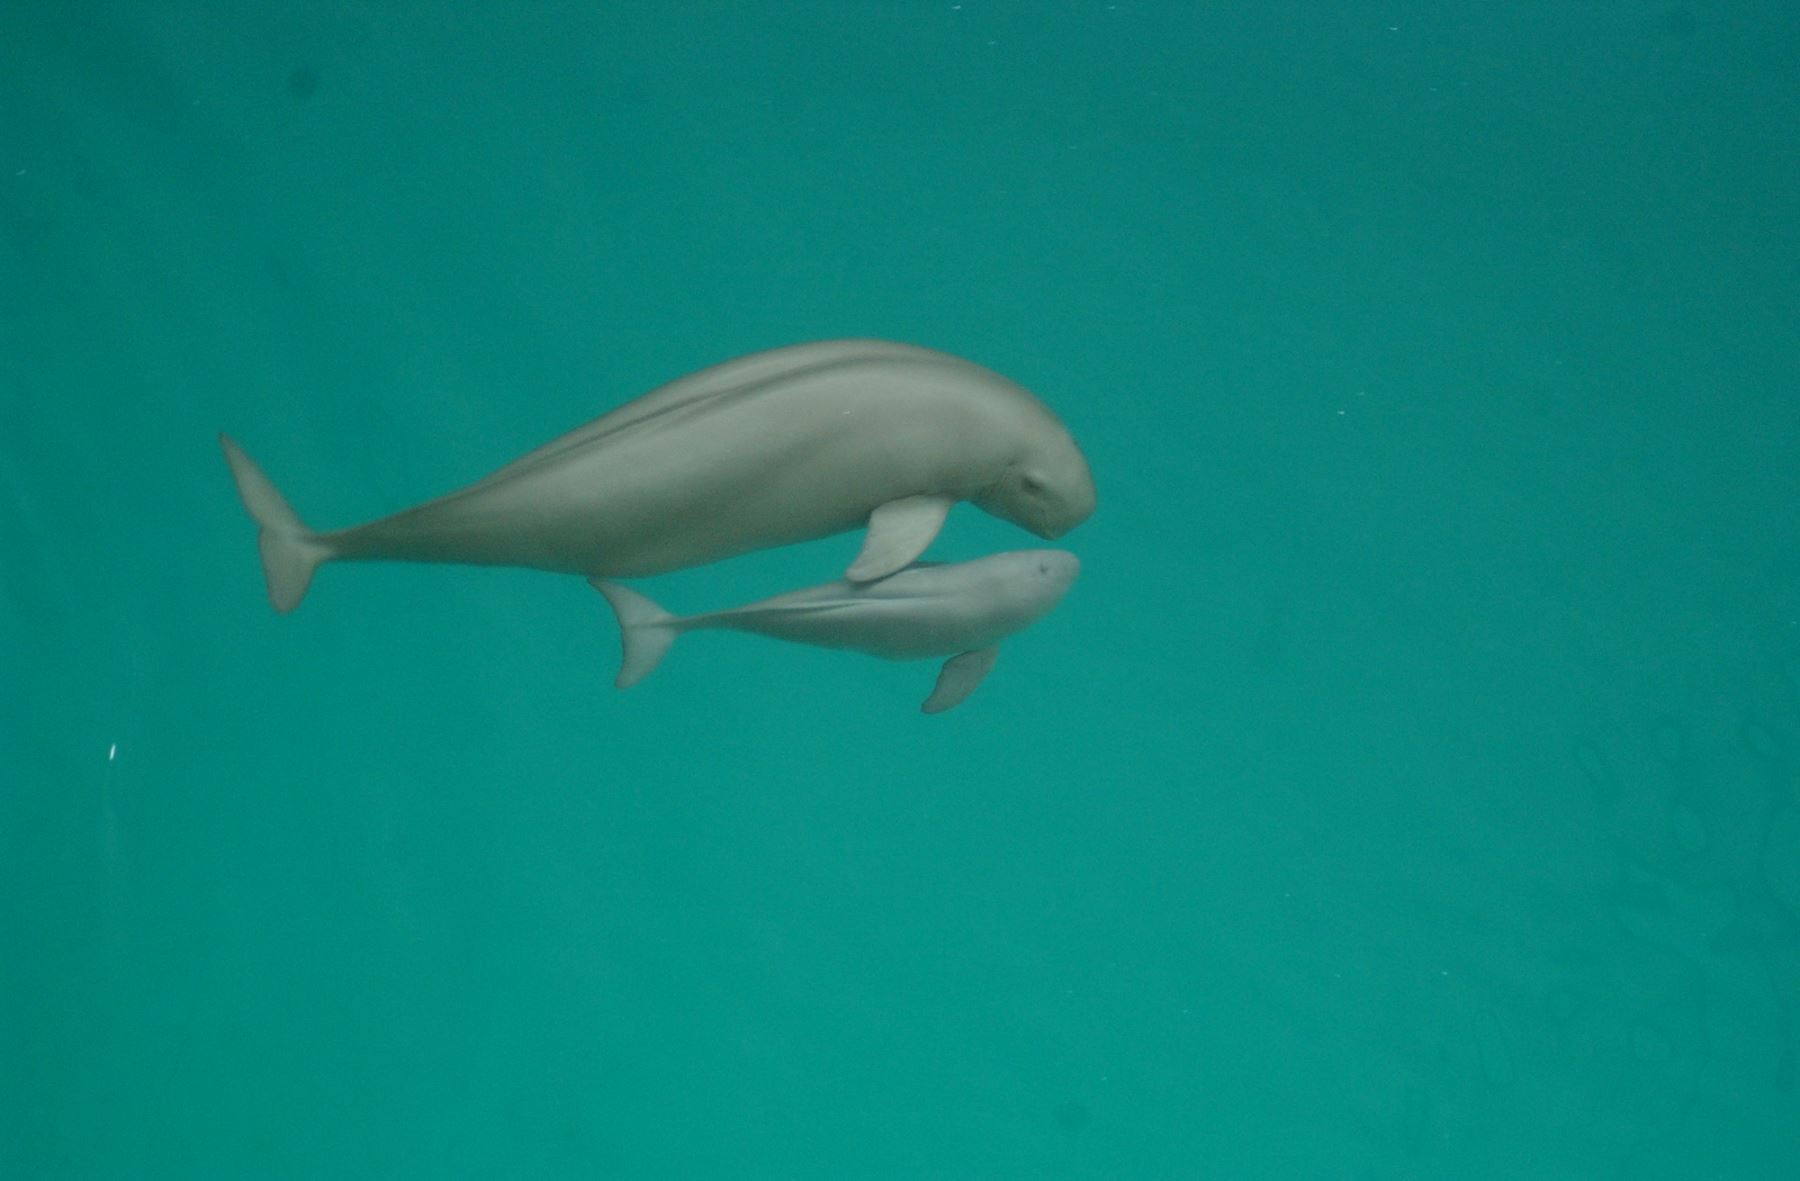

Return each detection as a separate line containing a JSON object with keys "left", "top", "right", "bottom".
{"left": 5, "top": 2, "right": 1799, "bottom": 1177}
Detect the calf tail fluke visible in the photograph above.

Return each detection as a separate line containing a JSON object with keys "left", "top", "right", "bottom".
{"left": 219, "top": 434, "right": 330, "bottom": 614}
{"left": 589, "top": 579, "right": 678, "bottom": 689}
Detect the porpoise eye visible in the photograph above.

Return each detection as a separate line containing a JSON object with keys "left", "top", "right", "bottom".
{"left": 1037, "top": 561, "right": 1050, "bottom": 575}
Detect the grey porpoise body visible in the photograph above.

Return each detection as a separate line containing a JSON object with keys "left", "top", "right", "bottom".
{"left": 592, "top": 549, "right": 1080, "bottom": 713}
{"left": 220, "top": 339, "right": 1096, "bottom": 613}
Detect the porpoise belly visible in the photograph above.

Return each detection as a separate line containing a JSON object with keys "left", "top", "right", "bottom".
{"left": 710, "top": 598, "right": 1005, "bottom": 661}
{"left": 321, "top": 395, "right": 940, "bottom": 577}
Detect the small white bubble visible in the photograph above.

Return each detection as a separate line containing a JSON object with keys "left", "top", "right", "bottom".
{"left": 108, "top": 743, "right": 118, "bottom": 761}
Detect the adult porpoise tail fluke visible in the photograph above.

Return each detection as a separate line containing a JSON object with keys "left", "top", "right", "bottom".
{"left": 219, "top": 339, "right": 1096, "bottom": 613}
{"left": 590, "top": 549, "right": 1080, "bottom": 714}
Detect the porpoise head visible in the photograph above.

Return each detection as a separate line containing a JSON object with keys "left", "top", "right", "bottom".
{"left": 986, "top": 547, "right": 1080, "bottom": 622}
{"left": 1026, "top": 548, "right": 1082, "bottom": 595}
{"left": 974, "top": 548, "right": 1082, "bottom": 613}
{"left": 979, "top": 425, "right": 1097, "bottom": 540}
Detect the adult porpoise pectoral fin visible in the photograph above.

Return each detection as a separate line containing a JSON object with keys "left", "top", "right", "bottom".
{"left": 845, "top": 494, "right": 955, "bottom": 582}
{"left": 921, "top": 646, "right": 999, "bottom": 714}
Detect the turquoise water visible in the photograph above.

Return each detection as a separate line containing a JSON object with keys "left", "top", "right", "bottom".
{"left": 6, "top": 2, "right": 1799, "bottom": 1176}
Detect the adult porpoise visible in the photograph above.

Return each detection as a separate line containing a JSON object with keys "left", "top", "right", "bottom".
{"left": 220, "top": 339, "right": 1096, "bottom": 613}
{"left": 592, "top": 549, "right": 1080, "bottom": 713}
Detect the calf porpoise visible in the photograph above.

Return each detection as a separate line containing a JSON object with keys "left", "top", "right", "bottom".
{"left": 592, "top": 550, "right": 1080, "bottom": 713}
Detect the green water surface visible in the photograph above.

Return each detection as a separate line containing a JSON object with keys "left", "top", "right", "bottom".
{"left": 4, "top": 3, "right": 1798, "bottom": 1177}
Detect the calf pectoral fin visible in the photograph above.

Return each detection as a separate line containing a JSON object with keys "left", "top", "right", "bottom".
{"left": 845, "top": 494, "right": 954, "bottom": 582}
{"left": 921, "top": 646, "right": 999, "bottom": 714}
